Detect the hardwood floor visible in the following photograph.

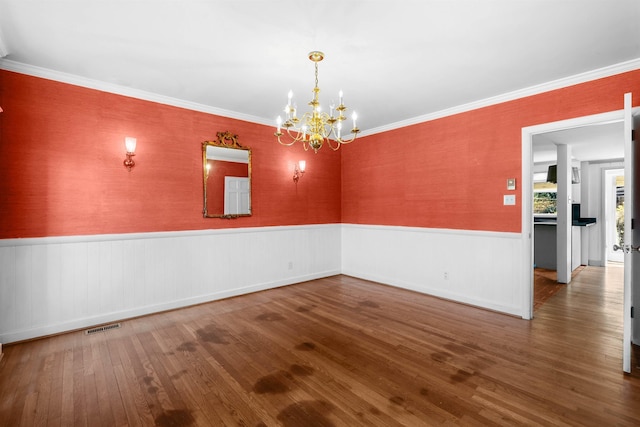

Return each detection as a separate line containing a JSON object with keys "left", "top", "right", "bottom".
{"left": 1, "top": 266, "right": 639, "bottom": 426}
{"left": 533, "top": 265, "right": 585, "bottom": 310}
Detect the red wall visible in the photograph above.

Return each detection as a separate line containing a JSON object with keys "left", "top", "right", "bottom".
{"left": 2, "top": 68, "right": 639, "bottom": 239}
{"left": 341, "top": 69, "right": 640, "bottom": 233}
{"left": 0, "top": 70, "right": 341, "bottom": 238}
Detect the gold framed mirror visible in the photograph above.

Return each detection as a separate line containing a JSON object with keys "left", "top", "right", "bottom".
{"left": 202, "top": 131, "right": 251, "bottom": 218}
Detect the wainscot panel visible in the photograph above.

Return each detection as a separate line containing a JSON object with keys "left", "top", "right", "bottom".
{"left": 0, "top": 224, "right": 341, "bottom": 343}
{"left": 341, "top": 224, "right": 525, "bottom": 317}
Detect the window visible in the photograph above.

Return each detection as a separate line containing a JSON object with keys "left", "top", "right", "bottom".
{"left": 534, "top": 191, "right": 557, "bottom": 214}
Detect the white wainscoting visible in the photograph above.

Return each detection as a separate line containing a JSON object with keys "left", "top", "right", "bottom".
{"left": 0, "top": 223, "right": 529, "bottom": 343}
{"left": 341, "top": 224, "right": 526, "bottom": 317}
{"left": 0, "top": 224, "right": 341, "bottom": 343}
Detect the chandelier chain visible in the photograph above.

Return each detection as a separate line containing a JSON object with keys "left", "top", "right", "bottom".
{"left": 315, "top": 62, "right": 319, "bottom": 90}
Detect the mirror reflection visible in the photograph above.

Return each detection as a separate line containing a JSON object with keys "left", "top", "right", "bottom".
{"left": 202, "top": 131, "right": 251, "bottom": 218}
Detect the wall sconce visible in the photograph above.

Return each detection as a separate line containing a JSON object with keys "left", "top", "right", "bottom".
{"left": 123, "top": 137, "right": 137, "bottom": 171}
{"left": 293, "top": 160, "right": 306, "bottom": 183}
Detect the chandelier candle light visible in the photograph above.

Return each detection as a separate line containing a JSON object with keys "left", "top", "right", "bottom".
{"left": 275, "top": 51, "right": 359, "bottom": 152}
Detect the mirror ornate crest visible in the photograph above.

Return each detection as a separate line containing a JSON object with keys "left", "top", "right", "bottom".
{"left": 202, "top": 131, "right": 251, "bottom": 218}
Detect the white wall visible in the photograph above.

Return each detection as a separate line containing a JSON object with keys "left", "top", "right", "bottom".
{"left": 341, "top": 224, "right": 525, "bottom": 316}
{"left": 0, "top": 222, "right": 543, "bottom": 344}
{"left": 0, "top": 224, "right": 341, "bottom": 343}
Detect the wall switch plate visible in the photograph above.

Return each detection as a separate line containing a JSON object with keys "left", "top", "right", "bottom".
{"left": 507, "top": 178, "right": 516, "bottom": 190}
{"left": 504, "top": 194, "right": 516, "bottom": 205}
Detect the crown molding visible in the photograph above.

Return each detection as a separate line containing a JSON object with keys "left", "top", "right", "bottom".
{"left": 361, "top": 57, "right": 640, "bottom": 137}
{"left": 0, "top": 59, "right": 273, "bottom": 127}
{"left": 2, "top": 57, "right": 639, "bottom": 135}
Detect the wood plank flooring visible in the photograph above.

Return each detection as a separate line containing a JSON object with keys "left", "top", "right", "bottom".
{"left": 1, "top": 265, "right": 639, "bottom": 426}
{"left": 533, "top": 265, "right": 585, "bottom": 310}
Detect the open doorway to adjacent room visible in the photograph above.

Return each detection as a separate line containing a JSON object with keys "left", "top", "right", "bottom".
{"left": 527, "top": 115, "right": 625, "bottom": 313}
{"left": 605, "top": 168, "right": 625, "bottom": 264}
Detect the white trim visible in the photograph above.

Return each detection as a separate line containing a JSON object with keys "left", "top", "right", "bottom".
{"left": 343, "top": 268, "right": 522, "bottom": 316}
{"left": 341, "top": 223, "right": 520, "bottom": 239}
{"left": 363, "top": 58, "right": 640, "bottom": 136}
{"left": 0, "top": 224, "right": 342, "bottom": 343}
{"left": 521, "top": 126, "right": 534, "bottom": 319}
{"left": 521, "top": 108, "right": 636, "bottom": 319}
{"left": 2, "top": 57, "right": 639, "bottom": 134}
{"left": 0, "top": 59, "right": 272, "bottom": 127}
{"left": 0, "top": 269, "right": 337, "bottom": 344}
{"left": 524, "top": 110, "right": 628, "bottom": 135}
{"left": 1, "top": 223, "right": 516, "bottom": 247}
{"left": 0, "top": 223, "right": 341, "bottom": 247}
{"left": 341, "top": 224, "right": 524, "bottom": 317}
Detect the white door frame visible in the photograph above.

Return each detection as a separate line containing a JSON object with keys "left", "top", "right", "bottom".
{"left": 521, "top": 110, "right": 626, "bottom": 319}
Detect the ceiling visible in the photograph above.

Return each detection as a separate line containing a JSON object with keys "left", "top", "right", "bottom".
{"left": 0, "top": 0, "right": 639, "bottom": 146}
{"left": 533, "top": 121, "right": 625, "bottom": 165}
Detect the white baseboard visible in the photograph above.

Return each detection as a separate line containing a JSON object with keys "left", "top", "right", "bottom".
{"left": 0, "top": 225, "right": 342, "bottom": 344}
{"left": 0, "top": 270, "right": 339, "bottom": 344}
{"left": 343, "top": 269, "right": 522, "bottom": 317}
{"left": 341, "top": 224, "right": 526, "bottom": 318}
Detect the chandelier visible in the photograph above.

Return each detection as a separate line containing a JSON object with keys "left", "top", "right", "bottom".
{"left": 274, "top": 51, "right": 360, "bottom": 152}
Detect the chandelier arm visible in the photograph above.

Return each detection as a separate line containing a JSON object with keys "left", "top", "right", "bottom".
{"left": 335, "top": 132, "right": 359, "bottom": 145}
{"left": 319, "top": 115, "right": 335, "bottom": 139}
{"left": 325, "top": 138, "right": 341, "bottom": 151}
{"left": 275, "top": 127, "right": 307, "bottom": 146}
{"left": 286, "top": 127, "right": 306, "bottom": 141}
{"left": 275, "top": 135, "right": 297, "bottom": 146}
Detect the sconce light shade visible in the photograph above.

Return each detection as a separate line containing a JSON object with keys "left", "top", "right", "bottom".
{"left": 124, "top": 137, "right": 137, "bottom": 171}
{"left": 293, "top": 160, "right": 306, "bottom": 183}
{"left": 125, "top": 137, "right": 137, "bottom": 153}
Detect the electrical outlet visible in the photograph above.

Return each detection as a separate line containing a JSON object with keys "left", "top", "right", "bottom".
{"left": 288, "top": 262, "right": 293, "bottom": 270}
{"left": 444, "top": 272, "right": 448, "bottom": 280}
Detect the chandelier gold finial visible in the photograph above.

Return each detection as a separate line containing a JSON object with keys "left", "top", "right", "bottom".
{"left": 274, "top": 51, "right": 360, "bottom": 153}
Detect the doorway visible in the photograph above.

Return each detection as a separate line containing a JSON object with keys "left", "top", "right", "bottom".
{"left": 521, "top": 110, "right": 626, "bottom": 320}
{"left": 605, "top": 168, "right": 624, "bottom": 263}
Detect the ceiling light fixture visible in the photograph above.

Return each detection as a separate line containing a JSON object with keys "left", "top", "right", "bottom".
{"left": 275, "top": 51, "right": 359, "bottom": 153}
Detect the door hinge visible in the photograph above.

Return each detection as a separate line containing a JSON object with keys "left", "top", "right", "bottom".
{"left": 633, "top": 218, "right": 636, "bottom": 230}
{"left": 632, "top": 306, "right": 635, "bottom": 319}
{"left": 632, "top": 129, "right": 636, "bottom": 142}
